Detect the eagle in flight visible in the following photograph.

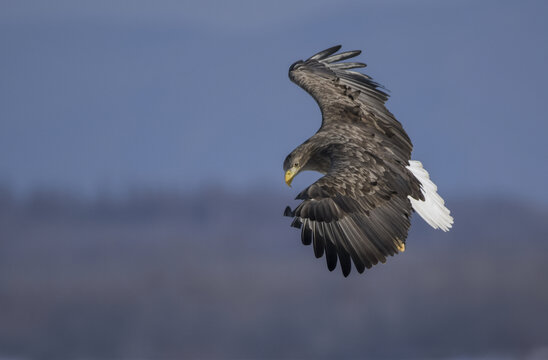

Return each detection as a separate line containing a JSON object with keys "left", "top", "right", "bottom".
{"left": 283, "top": 45, "right": 453, "bottom": 277}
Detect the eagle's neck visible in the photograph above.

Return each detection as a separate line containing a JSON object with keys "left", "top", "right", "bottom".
{"left": 300, "top": 136, "right": 332, "bottom": 174}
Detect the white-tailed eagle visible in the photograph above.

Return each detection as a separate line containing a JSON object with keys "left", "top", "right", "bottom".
{"left": 283, "top": 45, "right": 453, "bottom": 277}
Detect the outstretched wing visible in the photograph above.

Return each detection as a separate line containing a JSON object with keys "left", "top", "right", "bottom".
{"left": 284, "top": 146, "right": 417, "bottom": 277}
{"left": 289, "top": 45, "right": 412, "bottom": 166}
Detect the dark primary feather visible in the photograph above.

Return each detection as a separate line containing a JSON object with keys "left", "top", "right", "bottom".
{"left": 330, "top": 62, "right": 367, "bottom": 70}
{"left": 323, "top": 50, "right": 361, "bottom": 63}
{"left": 307, "top": 45, "right": 342, "bottom": 61}
{"left": 284, "top": 46, "right": 423, "bottom": 277}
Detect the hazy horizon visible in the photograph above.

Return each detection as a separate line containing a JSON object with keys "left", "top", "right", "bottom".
{"left": 1, "top": 189, "right": 547, "bottom": 359}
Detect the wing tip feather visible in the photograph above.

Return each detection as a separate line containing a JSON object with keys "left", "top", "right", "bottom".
{"left": 308, "top": 45, "right": 342, "bottom": 61}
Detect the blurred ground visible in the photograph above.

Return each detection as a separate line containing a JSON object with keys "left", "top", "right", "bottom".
{"left": 1, "top": 188, "right": 547, "bottom": 359}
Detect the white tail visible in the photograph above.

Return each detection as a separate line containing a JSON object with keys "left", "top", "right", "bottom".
{"left": 406, "top": 160, "right": 453, "bottom": 231}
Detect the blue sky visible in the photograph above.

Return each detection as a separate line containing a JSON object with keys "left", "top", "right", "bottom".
{"left": 1, "top": 0, "right": 547, "bottom": 202}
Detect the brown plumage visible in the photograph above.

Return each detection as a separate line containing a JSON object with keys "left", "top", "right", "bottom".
{"left": 283, "top": 45, "right": 440, "bottom": 277}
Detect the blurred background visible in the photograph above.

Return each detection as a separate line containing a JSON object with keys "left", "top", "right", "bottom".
{"left": 1, "top": 0, "right": 548, "bottom": 359}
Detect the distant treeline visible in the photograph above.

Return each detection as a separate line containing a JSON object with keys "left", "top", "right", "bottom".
{"left": 0, "top": 188, "right": 547, "bottom": 359}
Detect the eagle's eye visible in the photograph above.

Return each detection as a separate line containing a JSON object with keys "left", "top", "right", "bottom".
{"left": 293, "top": 162, "right": 299, "bottom": 168}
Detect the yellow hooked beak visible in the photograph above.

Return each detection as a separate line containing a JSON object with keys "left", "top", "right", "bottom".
{"left": 285, "top": 167, "right": 299, "bottom": 187}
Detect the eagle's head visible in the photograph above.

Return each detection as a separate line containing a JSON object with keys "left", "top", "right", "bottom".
{"left": 283, "top": 149, "right": 306, "bottom": 187}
